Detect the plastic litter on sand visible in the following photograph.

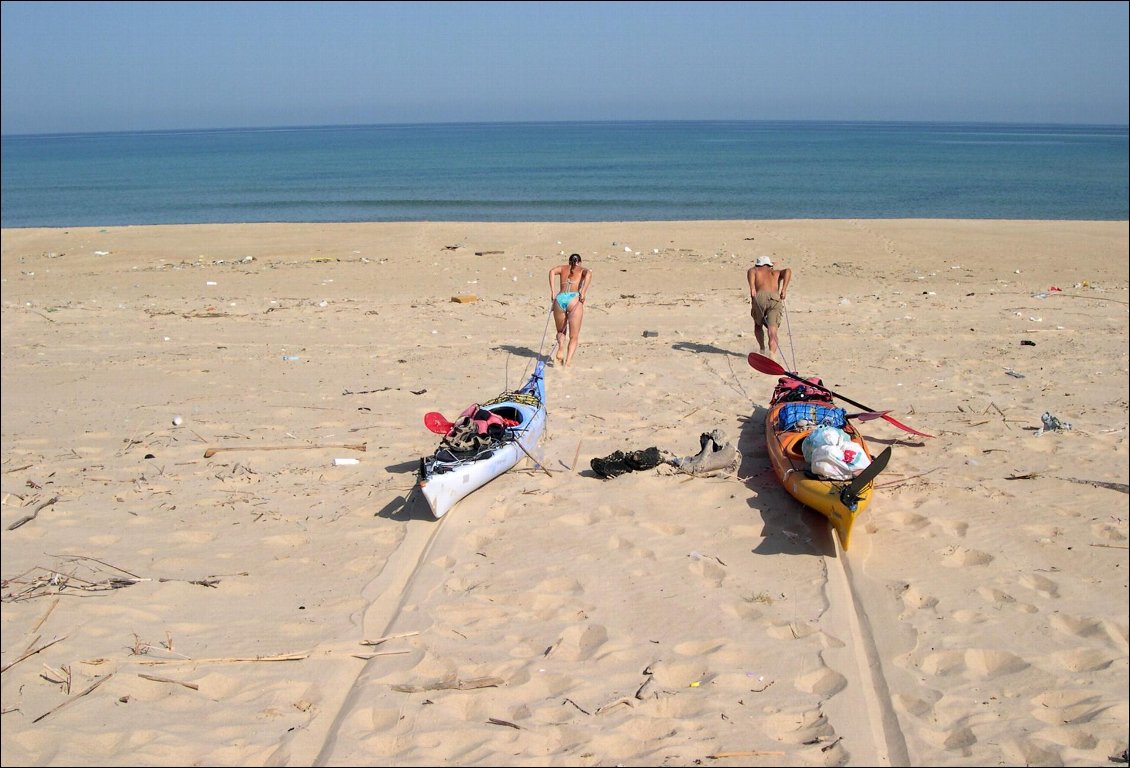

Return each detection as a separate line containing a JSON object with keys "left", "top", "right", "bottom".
{"left": 1035, "top": 412, "right": 1072, "bottom": 437}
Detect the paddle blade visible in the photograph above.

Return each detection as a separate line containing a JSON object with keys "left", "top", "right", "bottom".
{"left": 424, "top": 412, "right": 453, "bottom": 434}
{"left": 881, "top": 414, "right": 934, "bottom": 438}
{"left": 748, "top": 352, "right": 787, "bottom": 375}
{"left": 846, "top": 410, "right": 893, "bottom": 421}
{"left": 845, "top": 446, "right": 892, "bottom": 498}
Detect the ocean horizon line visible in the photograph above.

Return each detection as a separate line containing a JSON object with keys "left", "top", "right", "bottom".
{"left": 3, "top": 117, "right": 1127, "bottom": 141}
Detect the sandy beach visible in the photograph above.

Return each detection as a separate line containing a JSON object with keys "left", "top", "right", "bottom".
{"left": 1, "top": 219, "right": 1127, "bottom": 767}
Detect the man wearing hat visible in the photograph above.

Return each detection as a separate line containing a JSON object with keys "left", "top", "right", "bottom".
{"left": 747, "top": 255, "right": 792, "bottom": 356}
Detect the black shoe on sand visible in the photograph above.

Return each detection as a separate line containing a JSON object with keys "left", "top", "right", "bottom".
{"left": 591, "top": 450, "right": 631, "bottom": 479}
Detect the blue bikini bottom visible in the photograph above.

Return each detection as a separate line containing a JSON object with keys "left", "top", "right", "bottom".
{"left": 556, "top": 291, "right": 579, "bottom": 311}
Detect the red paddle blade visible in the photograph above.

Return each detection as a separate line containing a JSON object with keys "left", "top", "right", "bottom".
{"left": 424, "top": 412, "right": 453, "bottom": 434}
{"left": 748, "top": 352, "right": 786, "bottom": 375}
{"left": 880, "top": 414, "right": 934, "bottom": 438}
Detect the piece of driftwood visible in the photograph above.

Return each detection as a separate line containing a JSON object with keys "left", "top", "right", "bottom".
{"left": 7, "top": 496, "right": 60, "bottom": 531}
{"left": 706, "top": 751, "right": 786, "bottom": 759}
{"left": 487, "top": 717, "right": 521, "bottom": 729}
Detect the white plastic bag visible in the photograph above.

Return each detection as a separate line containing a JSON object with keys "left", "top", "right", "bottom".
{"left": 809, "top": 442, "right": 872, "bottom": 480}
{"left": 802, "top": 425, "right": 851, "bottom": 465}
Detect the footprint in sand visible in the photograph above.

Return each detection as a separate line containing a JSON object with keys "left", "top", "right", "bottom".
{"left": 1018, "top": 572, "right": 1060, "bottom": 599}
{"left": 964, "top": 648, "right": 1029, "bottom": 677}
{"left": 557, "top": 509, "right": 601, "bottom": 526}
{"left": 919, "top": 648, "right": 1028, "bottom": 678}
{"left": 937, "top": 519, "right": 969, "bottom": 538}
{"left": 765, "top": 620, "right": 828, "bottom": 642}
{"left": 887, "top": 510, "right": 931, "bottom": 531}
{"left": 552, "top": 623, "right": 608, "bottom": 661}
{"left": 1049, "top": 613, "right": 1126, "bottom": 644}
{"left": 896, "top": 582, "right": 939, "bottom": 611}
{"left": 607, "top": 533, "right": 655, "bottom": 560}
{"left": 169, "top": 529, "right": 218, "bottom": 544}
{"left": 920, "top": 724, "right": 977, "bottom": 751}
{"left": 1031, "top": 725, "right": 1099, "bottom": 750}
{"left": 893, "top": 689, "right": 943, "bottom": 718}
{"left": 724, "top": 601, "right": 765, "bottom": 622}
{"left": 1091, "top": 521, "right": 1127, "bottom": 542}
{"left": 951, "top": 608, "right": 988, "bottom": 624}
{"left": 687, "top": 554, "right": 726, "bottom": 586}
{"left": 1031, "top": 689, "right": 1128, "bottom": 727}
{"left": 999, "top": 739, "right": 1064, "bottom": 766}
{"left": 938, "top": 545, "right": 993, "bottom": 567}
{"left": 975, "top": 585, "right": 1037, "bottom": 613}
{"left": 761, "top": 706, "right": 835, "bottom": 744}
{"left": 794, "top": 666, "right": 847, "bottom": 696}
{"left": 640, "top": 520, "right": 687, "bottom": 537}
{"left": 1049, "top": 646, "right": 1118, "bottom": 673}
{"left": 646, "top": 657, "right": 712, "bottom": 688}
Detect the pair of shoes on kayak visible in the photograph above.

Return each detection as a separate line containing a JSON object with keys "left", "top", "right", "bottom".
{"left": 591, "top": 447, "right": 663, "bottom": 479}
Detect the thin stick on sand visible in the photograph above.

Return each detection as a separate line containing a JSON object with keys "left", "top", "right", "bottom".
{"left": 203, "top": 442, "right": 366, "bottom": 459}
{"left": 137, "top": 673, "right": 200, "bottom": 690}
{"left": 32, "top": 673, "right": 113, "bottom": 723}
{"left": 515, "top": 439, "right": 553, "bottom": 477}
{"left": 360, "top": 631, "right": 420, "bottom": 646}
{"left": 0, "top": 635, "right": 68, "bottom": 674}
{"left": 7, "top": 496, "right": 60, "bottom": 531}
{"left": 139, "top": 652, "right": 309, "bottom": 664}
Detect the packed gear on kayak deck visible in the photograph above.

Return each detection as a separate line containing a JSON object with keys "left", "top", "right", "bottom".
{"left": 441, "top": 402, "right": 522, "bottom": 453}
{"left": 772, "top": 375, "right": 832, "bottom": 404}
{"left": 777, "top": 402, "right": 847, "bottom": 432}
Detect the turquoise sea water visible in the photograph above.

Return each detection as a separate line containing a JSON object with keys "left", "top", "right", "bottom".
{"left": 1, "top": 121, "right": 1126, "bottom": 228}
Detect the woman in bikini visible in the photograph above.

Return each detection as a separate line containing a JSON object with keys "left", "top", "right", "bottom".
{"left": 548, "top": 253, "right": 593, "bottom": 367}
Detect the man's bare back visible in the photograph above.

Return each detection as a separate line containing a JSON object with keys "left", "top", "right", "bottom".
{"left": 746, "top": 256, "right": 792, "bottom": 354}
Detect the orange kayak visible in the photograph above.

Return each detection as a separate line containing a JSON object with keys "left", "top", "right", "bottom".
{"left": 764, "top": 376, "right": 888, "bottom": 550}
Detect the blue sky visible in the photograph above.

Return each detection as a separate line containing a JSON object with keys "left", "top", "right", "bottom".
{"left": 2, "top": 1, "right": 1127, "bottom": 135}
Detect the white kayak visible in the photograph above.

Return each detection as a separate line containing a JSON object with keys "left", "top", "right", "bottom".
{"left": 418, "top": 360, "right": 547, "bottom": 518}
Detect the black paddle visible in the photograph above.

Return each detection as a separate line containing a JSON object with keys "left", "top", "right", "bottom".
{"left": 748, "top": 352, "right": 933, "bottom": 438}
{"left": 846, "top": 445, "right": 891, "bottom": 495}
